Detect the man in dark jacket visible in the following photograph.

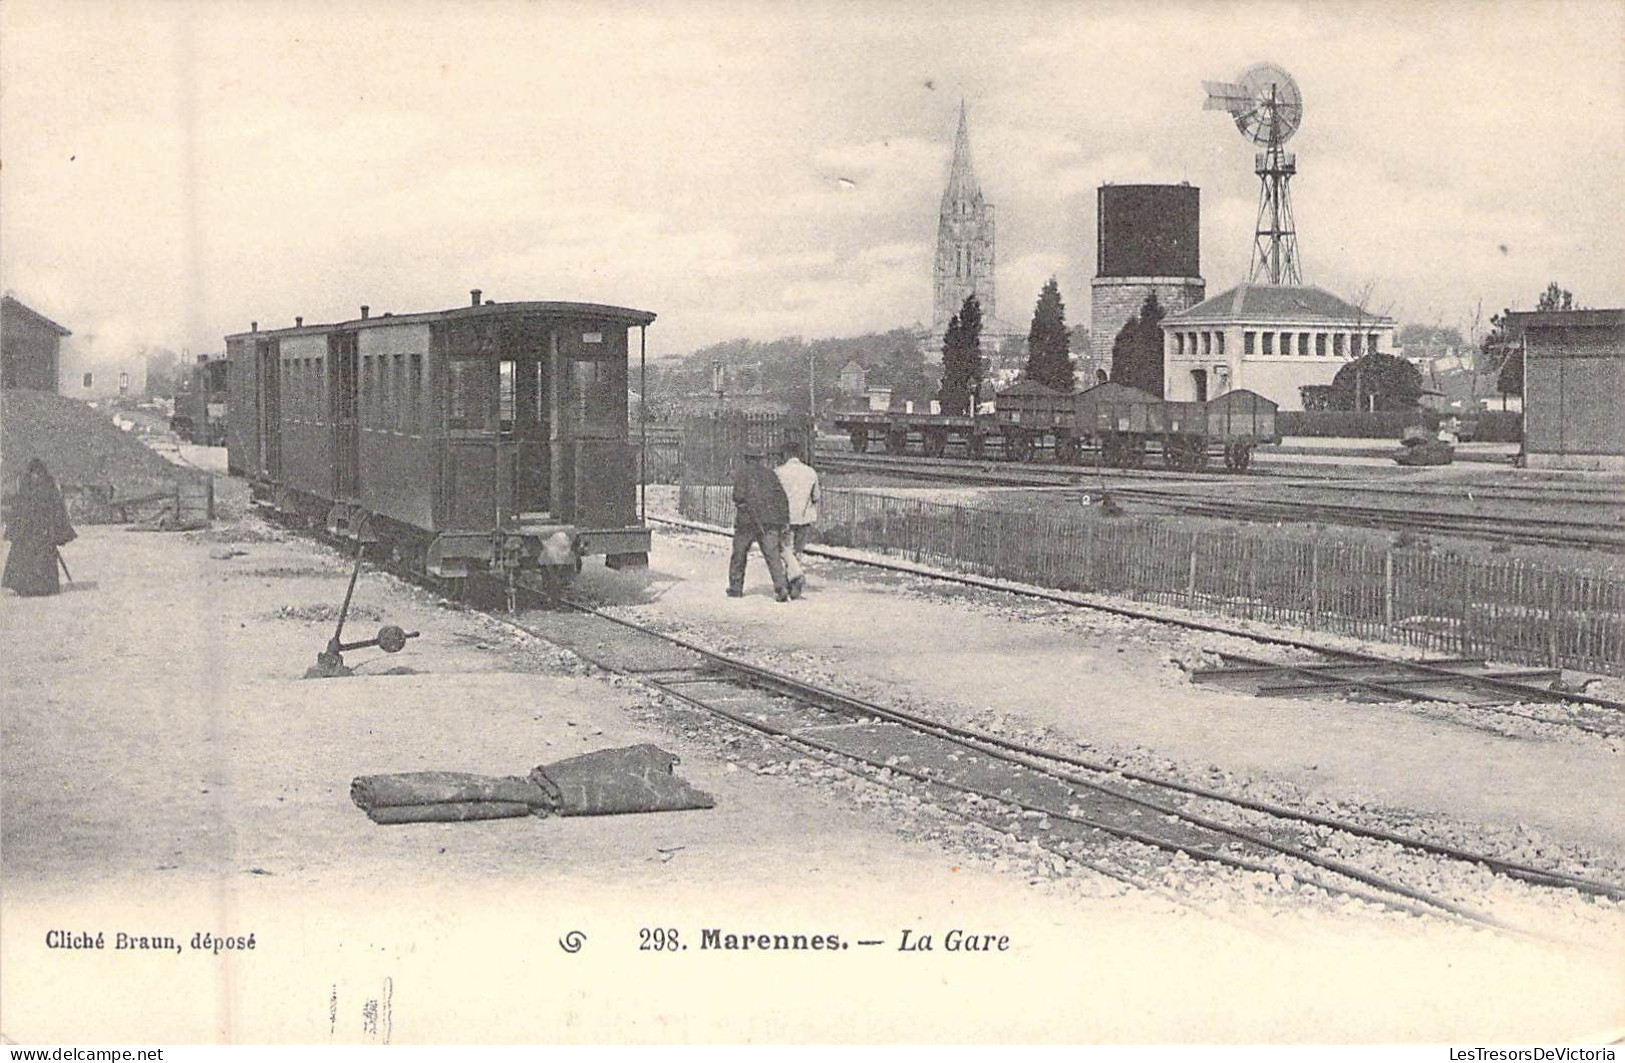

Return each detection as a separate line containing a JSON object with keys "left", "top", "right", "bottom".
{"left": 728, "top": 446, "right": 791, "bottom": 601}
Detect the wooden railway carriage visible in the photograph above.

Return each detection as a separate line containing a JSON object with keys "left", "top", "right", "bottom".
{"left": 172, "top": 356, "right": 229, "bottom": 445}
{"left": 227, "top": 295, "right": 655, "bottom": 583}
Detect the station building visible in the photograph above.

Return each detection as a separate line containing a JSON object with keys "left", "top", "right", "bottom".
{"left": 1, "top": 294, "right": 71, "bottom": 392}
{"left": 1505, "top": 308, "right": 1625, "bottom": 471}
{"left": 1160, "top": 283, "right": 1395, "bottom": 408}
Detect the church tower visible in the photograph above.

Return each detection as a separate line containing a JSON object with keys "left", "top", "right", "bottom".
{"left": 933, "top": 102, "right": 998, "bottom": 333}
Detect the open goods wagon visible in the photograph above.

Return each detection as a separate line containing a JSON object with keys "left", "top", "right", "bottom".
{"left": 836, "top": 381, "right": 1279, "bottom": 470}
{"left": 227, "top": 291, "right": 655, "bottom": 586}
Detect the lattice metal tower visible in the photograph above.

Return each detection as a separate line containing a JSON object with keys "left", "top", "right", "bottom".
{"left": 1204, "top": 62, "right": 1304, "bottom": 285}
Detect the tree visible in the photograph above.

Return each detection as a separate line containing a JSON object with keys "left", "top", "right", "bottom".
{"left": 1329, "top": 353, "right": 1423, "bottom": 412}
{"left": 939, "top": 294, "right": 985, "bottom": 415}
{"left": 1024, "top": 277, "right": 1074, "bottom": 392}
{"left": 1109, "top": 291, "right": 1165, "bottom": 396}
{"left": 1480, "top": 281, "right": 1578, "bottom": 400}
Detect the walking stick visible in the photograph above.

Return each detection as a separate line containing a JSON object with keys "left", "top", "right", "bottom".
{"left": 56, "top": 548, "right": 73, "bottom": 584}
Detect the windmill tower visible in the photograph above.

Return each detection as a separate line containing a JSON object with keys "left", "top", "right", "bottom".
{"left": 1204, "top": 62, "right": 1304, "bottom": 285}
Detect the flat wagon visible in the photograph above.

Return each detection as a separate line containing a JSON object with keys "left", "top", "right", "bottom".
{"left": 227, "top": 291, "right": 655, "bottom": 587}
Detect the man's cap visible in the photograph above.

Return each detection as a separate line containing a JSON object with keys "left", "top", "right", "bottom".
{"left": 741, "top": 445, "right": 766, "bottom": 458}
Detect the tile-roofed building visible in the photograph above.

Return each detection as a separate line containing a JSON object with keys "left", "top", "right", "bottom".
{"left": 1, "top": 295, "right": 72, "bottom": 392}
{"left": 1160, "top": 282, "right": 1395, "bottom": 410}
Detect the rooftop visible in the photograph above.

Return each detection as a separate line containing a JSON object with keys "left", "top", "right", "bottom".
{"left": 1, "top": 294, "right": 72, "bottom": 336}
{"left": 1166, "top": 283, "right": 1394, "bottom": 325}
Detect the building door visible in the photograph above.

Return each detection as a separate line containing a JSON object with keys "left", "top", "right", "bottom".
{"left": 329, "top": 332, "right": 360, "bottom": 499}
{"left": 1191, "top": 368, "right": 1208, "bottom": 402}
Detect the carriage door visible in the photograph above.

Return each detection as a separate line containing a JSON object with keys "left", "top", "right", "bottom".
{"left": 510, "top": 334, "right": 551, "bottom": 517}
{"left": 551, "top": 326, "right": 631, "bottom": 528}
{"left": 256, "top": 338, "right": 281, "bottom": 479}
{"left": 329, "top": 331, "right": 360, "bottom": 499}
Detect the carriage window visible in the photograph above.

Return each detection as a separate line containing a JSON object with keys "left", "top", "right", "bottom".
{"left": 535, "top": 362, "right": 547, "bottom": 423}
{"left": 315, "top": 358, "right": 325, "bottom": 423}
{"left": 569, "top": 357, "right": 622, "bottom": 433}
{"left": 498, "top": 360, "right": 516, "bottom": 434}
{"left": 409, "top": 355, "right": 422, "bottom": 434}
{"left": 381, "top": 355, "right": 392, "bottom": 430}
{"left": 445, "top": 358, "right": 490, "bottom": 431}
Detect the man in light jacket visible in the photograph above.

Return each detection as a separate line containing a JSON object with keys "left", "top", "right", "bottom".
{"left": 774, "top": 441, "right": 819, "bottom": 599}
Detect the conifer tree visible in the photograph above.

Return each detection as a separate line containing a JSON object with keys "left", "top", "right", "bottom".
{"left": 1109, "top": 291, "right": 1166, "bottom": 395}
{"left": 939, "top": 294, "right": 985, "bottom": 415}
{"left": 1024, "top": 277, "right": 1074, "bottom": 392}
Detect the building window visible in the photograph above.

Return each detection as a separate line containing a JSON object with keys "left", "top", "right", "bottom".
{"left": 1368, "top": 332, "right": 1379, "bottom": 353}
{"left": 1351, "top": 333, "right": 1363, "bottom": 358}
{"left": 1298, "top": 333, "right": 1310, "bottom": 357}
{"left": 83, "top": 372, "right": 93, "bottom": 388}
{"left": 1333, "top": 334, "right": 1345, "bottom": 358}
{"left": 1244, "top": 331, "right": 1255, "bottom": 356}
{"left": 1315, "top": 333, "right": 1327, "bottom": 357}
{"left": 1216, "top": 332, "right": 1225, "bottom": 356}
{"left": 1261, "top": 332, "right": 1273, "bottom": 356}
{"left": 1202, "top": 332, "right": 1211, "bottom": 356}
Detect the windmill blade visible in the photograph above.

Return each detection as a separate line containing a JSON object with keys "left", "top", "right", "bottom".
{"left": 1203, "top": 80, "right": 1252, "bottom": 113}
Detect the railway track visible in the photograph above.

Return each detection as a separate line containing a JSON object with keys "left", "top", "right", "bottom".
{"left": 259, "top": 504, "right": 1625, "bottom": 931}
{"left": 815, "top": 451, "right": 1625, "bottom": 551}
{"left": 649, "top": 513, "right": 1625, "bottom": 721}
{"left": 500, "top": 590, "right": 1625, "bottom": 934}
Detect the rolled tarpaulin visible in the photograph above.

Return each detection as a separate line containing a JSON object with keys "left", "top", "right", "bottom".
{"left": 530, "top": 744, "right": 716, "bottom": 817}
{"left": 363, "top": 801, "right": 538, "bottom": 825}
{"left": 350, "top": 771, "right": 554, "bottom": 812}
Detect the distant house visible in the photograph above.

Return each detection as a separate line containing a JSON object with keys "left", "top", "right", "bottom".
{"left": 864, "top": 386, "right": 893, "bottom": 412}
{"left": 838, "top": 359, "right": 867, "bottom": 395}
{"left": 1, "top": 295, "right": 71, "bottom": 392}
{"left": 58, "top": 331, "right": 148, "bottom": 401}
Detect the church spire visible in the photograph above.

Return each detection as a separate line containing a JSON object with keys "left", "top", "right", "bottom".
{"left": 943, "top": 99, "right": 981, "bottom": 207}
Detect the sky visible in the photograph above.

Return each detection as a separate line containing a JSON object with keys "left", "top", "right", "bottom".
{"left": 2, "top": 0, "right": 1621, "bottom": 364}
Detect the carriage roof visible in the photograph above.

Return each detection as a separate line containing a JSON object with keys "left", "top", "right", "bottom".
{"left": 225, "top": 300, "right": 657, "bottom": 341}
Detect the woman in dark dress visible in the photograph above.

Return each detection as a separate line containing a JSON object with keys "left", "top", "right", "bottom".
{"left": 2, "top": 458, "right": 76, "bottom": 597}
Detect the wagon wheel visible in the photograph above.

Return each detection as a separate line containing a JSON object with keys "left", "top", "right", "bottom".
{"left": 885, "top": 429, "right": 908, "bottom": 455}
{"left": 967, "top": 434, "right": 985, "bottom": 460}
{"left": 1232, "top": 443, "right": 1253, "bottom": 471}
{"left": 1101, "top": 437, "right": 1125, "bottom": 468}
{"left": 1056, "top": 436, "right": 1080, "bottom": 465}
{"left": 1162, "top": 438, "right": 1186, "bottom": 471}
{"left": 849, "top": 429, "right": 867, "bottom": 453}
{"left": 1223, "top": 444, "right": 1238, "bottom": 470}
{"left": 1123, "top": 440, "right": 1146, "bottom": 468}
{"left": 1011, "top": 434, "right": 1035, "bottom": 463}
{"left": 924, "top": 430, "right": 947, "bottom": 458}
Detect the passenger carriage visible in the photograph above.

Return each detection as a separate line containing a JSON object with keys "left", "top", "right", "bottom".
{"left": 226, "top": 292, "right": 655, "bottom": 587}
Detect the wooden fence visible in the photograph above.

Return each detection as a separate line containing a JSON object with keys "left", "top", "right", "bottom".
{"left": 678, "top": 484, "right": 1625, "bottom": 676}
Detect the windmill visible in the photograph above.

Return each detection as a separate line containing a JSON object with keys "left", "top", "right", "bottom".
{"left": 1204, "top": 62, "right": 1304, "bottom": 285}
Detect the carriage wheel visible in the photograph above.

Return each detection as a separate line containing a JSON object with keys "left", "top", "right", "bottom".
{"left": 1232, "top": 443, "right": 1253, "bottom": 471}
{"left": 1011, "top": 435, "right": 1035, "bottom": 463}
{"left": 1102, "top": 437, "right": 1125, "bottom": 468}
{"left": 885, "top": 429, "right": 908, "bottom": 455}
{"left": 1124, "top": 441, "right": 1146, "bottom": 468}
{"left": 924, "top": 430, "right": 947, "bottom": 458}
{"left": 1056, "top": 437, "right": 1080, "bottom": 465}
{"left": 967, "top": 434, "right": 984, "bottom": 460}
{"left": 849, "top": 429, "right": 867, "bottom": 453}
{"left": 1223, "top": 444, "right": 1238, "bottom": 470}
